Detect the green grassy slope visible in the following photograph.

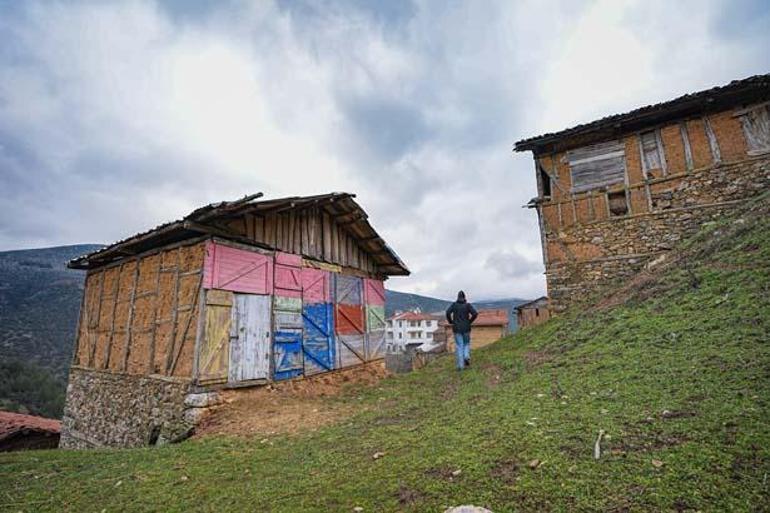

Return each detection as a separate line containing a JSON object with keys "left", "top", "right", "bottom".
{"left": 2, "top": 196, "right": 769, "bottom": 513}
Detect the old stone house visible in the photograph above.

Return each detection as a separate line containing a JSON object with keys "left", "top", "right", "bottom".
{"left": 514, "top": 296, "right": 550, "bottom": 329}
{"left": 60, "top": 193, "right": 408, "bottom": 449}
{"left": 515, "top": 74, "right": 770, "bottom": 313}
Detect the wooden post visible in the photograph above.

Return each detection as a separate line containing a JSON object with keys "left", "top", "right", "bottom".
{"left": 703, "top": 115, "right": 721, "bottom": 163}
{"left": 165, "top": 249, "right": 183, "bottom": 374}
{"left": 169, "top": 272, "right": 204, "bottom": 375}
{"left": 654, "top": 129, "right": 668, "bottom": 176}
{"left": 122, "top": 257, "right": 142, "bottom": 372}
{"left": 680, "top": 121, "right": 694, "bottom": 171}
{"left": 87, "top": 271, "right": 106, "bottom": 368}
{"left": 638, "top": 135, "right": 654, "bottom": 212}
{"left": 147, "top": 255, "right": 164, "bottom": 373}
{"left": 102, "top": 263, "right": 124, "bottom": 369}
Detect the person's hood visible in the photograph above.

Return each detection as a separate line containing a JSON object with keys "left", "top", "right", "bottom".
{"left": 456, "top": 290, "right": 466, "bottom": 303}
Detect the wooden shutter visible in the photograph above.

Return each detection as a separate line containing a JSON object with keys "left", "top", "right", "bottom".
{"left": 740, "top": 105, "right": 770, "bottom": 154}
{"left": 567, "top": 140, "right": 627, "bottom": 193}
{"left": 640, "top": 131, "right": 663, "bottom": 171}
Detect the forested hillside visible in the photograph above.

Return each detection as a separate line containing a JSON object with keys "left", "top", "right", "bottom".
{"left": 0, "top": 244, "right": 101, "bottom": 416}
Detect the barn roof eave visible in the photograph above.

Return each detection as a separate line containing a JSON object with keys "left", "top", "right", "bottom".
{"left": 68, "top": 192, "right": 410, "bottom": 275}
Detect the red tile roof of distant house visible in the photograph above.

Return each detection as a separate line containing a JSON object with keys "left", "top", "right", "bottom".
{"left": 0, "top": 411, "right": 61, "bottom": 442}
{"left": 439, "top": 308, "right": 509, "bottom": 328}
{"left": 389, "top": 311, "right": 442, "bottom": 322}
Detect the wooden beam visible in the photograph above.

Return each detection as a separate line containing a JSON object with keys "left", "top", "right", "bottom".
{"left": 147, "top": 254, "right": 164, "bottom": 374}
{"left": 703, "top": 115, "right": 721, "bottom": 163}
{"left": 87, "top": 271, "right": 106, "bottom": 367}
{"left": 164, "top": 249, "right": 182, "bottom": 375}
{"left": 102, "top": 263, "right": 123, "bottom": 369}
{"left": 169, "top": 273, "right": 203, "bottom": 375}
{"left": 122, "top": 257, "right": 142, "bottom": 372}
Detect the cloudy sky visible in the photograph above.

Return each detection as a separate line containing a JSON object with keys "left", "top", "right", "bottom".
{"left": 1, "top": 0, "right": 768, "bottom": 300}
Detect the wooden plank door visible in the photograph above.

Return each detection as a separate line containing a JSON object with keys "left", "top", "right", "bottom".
{"left": 302, "top": 303, "right": 335, "bottom": 375}
{"left": 203, "top": 241, "right": 273, "bottom": 294}
{"left": 366, "top": 305, "right": 386, "bottom": 360}
{"left": 197, "top": 290, "right": 233, "bottom": 384}
{"left": 334, "top": 275, "right": 365, "bottom": 368}
{"left": 228, "top": 294, "right": 271, "bottom": 383}
{"left": 274, "top": 252, "right": 302, "bottom": 298}
{"left": 273, "top": 296, "right": 304, "bottom": 381}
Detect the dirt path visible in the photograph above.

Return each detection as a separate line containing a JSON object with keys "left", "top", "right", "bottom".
{"left": 195, "top": 362, "right": 389, "bottom": 438}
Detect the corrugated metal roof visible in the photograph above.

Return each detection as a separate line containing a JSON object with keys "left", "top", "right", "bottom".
{"left": 0, "top": 411, "right": 61, "bottom": 442}
{"left": 68, "top": 192, "right": 409, "bottom": 276}
{"left": 514, "top": 73, "right": 770, "bottom": 154}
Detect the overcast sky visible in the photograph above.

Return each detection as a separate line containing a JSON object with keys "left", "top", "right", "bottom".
{"left": 1, "top": 0, "right": 768, "bottom": 300}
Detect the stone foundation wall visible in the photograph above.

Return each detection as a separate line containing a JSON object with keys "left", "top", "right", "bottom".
{"left": 546, "top": 156, "right": 770, "bottom": 312}
{"left": 60, "top": 367, "right": 219, "bottom": 449}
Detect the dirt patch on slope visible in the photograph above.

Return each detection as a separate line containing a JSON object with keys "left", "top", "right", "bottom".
{"left": 195, "top": 362, "right": 388, "bottom": 438}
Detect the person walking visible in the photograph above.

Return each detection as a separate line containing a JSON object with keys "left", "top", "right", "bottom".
{"left": 445, "top": 290, "right": 478, "bottom": 370}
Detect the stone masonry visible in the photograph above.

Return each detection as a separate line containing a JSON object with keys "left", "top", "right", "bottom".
{"left": 546, "top": 156, "right": 770, "bottom": 311}
{"left": 60, "top": 367, "right": 221, "bottom": 449}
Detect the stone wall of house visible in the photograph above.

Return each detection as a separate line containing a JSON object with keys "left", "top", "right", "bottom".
{"left": 59, "top": 367, "right": 220, "bottom": 449}
{"left": 546, "top": 155, "right": 770, "bottom": 312}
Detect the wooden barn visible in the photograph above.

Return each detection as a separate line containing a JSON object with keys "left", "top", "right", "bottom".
{"left": 60, "top": 193, "right": 409, "bottom": 449}
{"left": 514, "top": 296, "right": 551, "bottom": 329}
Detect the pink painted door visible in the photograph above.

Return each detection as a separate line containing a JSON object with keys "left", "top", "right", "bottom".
{"left": 274, "top": 252, "right": 302, "bottom": 298}
{"left": 363, "top": 279, "right": 386, "bottom": 306}
{"left": 203, "top": 241, "right": 273, "bottom": 294}
{"left": 301, "top": 268, "right": 331, "bottom": 304}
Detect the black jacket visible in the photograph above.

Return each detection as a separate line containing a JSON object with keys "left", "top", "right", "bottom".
{"left": 446, "top": 300, "right": 478, "bottom": 334}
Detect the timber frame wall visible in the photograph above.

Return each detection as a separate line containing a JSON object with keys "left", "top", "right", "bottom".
{"left": 71, "top": 202, "right": 391, "bottom": 381}
{"left": 72, "top": 238, "right": 207, "bottom": 378}
{"left": 218, "top": 205, "right": 386, "bottom": 277}
{"left": 529, "top": 104, "right": 770, "bottom": 311}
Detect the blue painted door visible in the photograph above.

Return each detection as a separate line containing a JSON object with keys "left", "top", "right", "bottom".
{"left": 302, "top": 303, "right": 335, "bottom": 375}
{"left": 273, "top": 296, "right": 303, "bottom": 381}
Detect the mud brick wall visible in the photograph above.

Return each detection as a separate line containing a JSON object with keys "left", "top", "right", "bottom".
{"left": 546, "top": 156, "right": 770, "bottom": 312}
{"left": 59, "top": 367, "right": 193, "bottom": 449}
{"left": 72, "top": 240, "right": 205, "bottom": 378}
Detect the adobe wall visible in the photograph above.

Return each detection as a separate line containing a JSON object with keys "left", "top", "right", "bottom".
{"left": 59, "top": 367, "right": 220, "bottom": 449}
{"left": 445, "top": 325, "right": 507, "bottom": 351}
{"left": 72, "top": 240, "right": 206, "bottom": 378}
{"left": 546, "top": 155, "right": 770, "bottom": 311}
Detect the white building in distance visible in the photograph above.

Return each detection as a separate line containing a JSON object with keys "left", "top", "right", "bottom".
{"left": 386, "top": 310, "right": 441, "bottom": 349}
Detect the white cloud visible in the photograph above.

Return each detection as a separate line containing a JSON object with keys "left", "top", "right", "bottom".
{"left": 0, "top": 0, "right": 768, "bottom": 300}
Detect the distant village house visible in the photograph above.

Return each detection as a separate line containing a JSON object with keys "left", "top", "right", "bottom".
{"left": 442, "top": 309, "right": 509, "bottom": 352}
{"left": 60, "top": 193, "right": 409, "bottom": 449}
{"left": 515, "top": 74, "right": 770, "bottom": 313}
{"left": 386, "top": 310, "right": 441, "bottom": 348}
{"left": 514, "top": 296, "right": 550, "bottom": 329}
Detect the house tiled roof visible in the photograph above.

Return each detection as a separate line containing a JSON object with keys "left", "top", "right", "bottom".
{"left": 514, "top": 73, "right": 770, "bottom": 155}
{"left": 389, "top": 311, "right": 441, "bottom": 322}
{"left": 439, "top": 308, "right": 509, "bottom": 328}
{"left": 0, "top": 411, "right": 61, "bottom": 442}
